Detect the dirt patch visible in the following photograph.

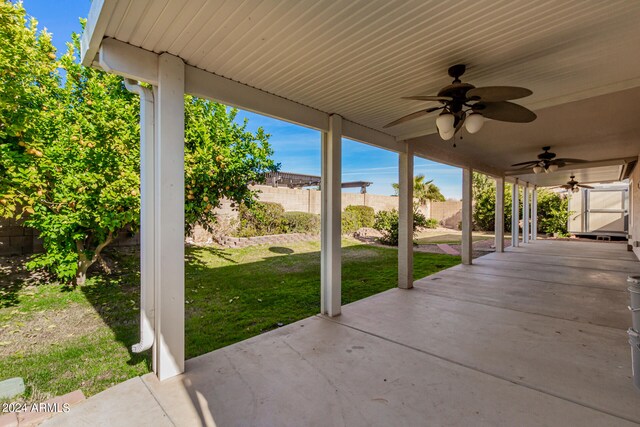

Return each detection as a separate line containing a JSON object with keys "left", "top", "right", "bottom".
{"left": 0, "top": 304, "right": 105, "bottom": 357}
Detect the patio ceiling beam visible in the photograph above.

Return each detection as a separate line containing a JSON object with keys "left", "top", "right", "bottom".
{"left": 96, "top": 39, "right": 404, "bottom": 154}
{"left": 79, "top": 0, "right": 115, "bottom": 68}
{"left": 504, "top": 157, "right": 637, "bottom": 177}
{"left": 409, "top": 135, "right": 503, "bottom": 178}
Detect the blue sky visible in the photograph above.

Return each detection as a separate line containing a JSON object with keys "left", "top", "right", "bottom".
{"left": 23, "top": 0, "right": 462, "bottom": 198}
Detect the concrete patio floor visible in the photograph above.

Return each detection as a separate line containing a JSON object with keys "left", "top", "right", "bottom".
{"left": 44, "top": 240, "right": 640, "bottom": 426}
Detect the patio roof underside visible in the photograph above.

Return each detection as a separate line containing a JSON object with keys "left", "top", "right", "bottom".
{"left": 83, "top": 0, "right": 640, "bottom": 186}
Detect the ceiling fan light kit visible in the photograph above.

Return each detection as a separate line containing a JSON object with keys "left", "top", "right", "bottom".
{"left": 464, "top": 112, "right": 484, "bottom": 134}
{"left": 385, "top": 64, "right": 536, "bottom": 142}
{"left": 511, "top": 146, "right": 587, "bottom": 174}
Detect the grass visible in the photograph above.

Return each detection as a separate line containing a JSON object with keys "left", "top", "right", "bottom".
{"left": 414, "top": 230, "right": 497, "bottom": 245}
{"left": 0, "top": 239, "right": 460, "bottom": 402}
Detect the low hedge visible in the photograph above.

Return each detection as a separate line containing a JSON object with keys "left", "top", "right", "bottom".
{"left": 283, "top": 211, "right": 320, "bottom": 234}
{"left": 345, "top": 205, "right": 375, "bottom": 228}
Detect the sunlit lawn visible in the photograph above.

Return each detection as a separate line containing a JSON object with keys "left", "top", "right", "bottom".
{"left": 0, "top": 239, "right": 460, "bottom": 401}
{"left": 414, "top": 230, "right": 498, "bottom": 245}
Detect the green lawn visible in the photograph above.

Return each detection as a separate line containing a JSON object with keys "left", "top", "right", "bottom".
{"left": 0, "top": 239, "right": 459, "bottom": 402}
{"left": 414, "top": 230, "right": 497, "bottom": 245}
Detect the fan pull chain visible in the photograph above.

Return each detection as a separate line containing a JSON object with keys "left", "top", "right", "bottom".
{"left": 453, "top": 133, "right": 463, "bottom": 148}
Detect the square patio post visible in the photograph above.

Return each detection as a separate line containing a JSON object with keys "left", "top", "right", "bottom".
{"left": 462, "top": 167, "right": 473, "bottom": 265}
{"left": 398, "top": 143, "right": 414, "bottom": 289}
{"left": 512, "top": 179, "right": 520, "bottom": 247}
{"left": 154, "top": 53, "right": 185, "bottom": 381}
{"left": 532, "top": 186, "right": 538, "bottom": 241}
{"left": 321, "top": 114, "right": 342, "bottom": 316}
{"left": 495, "top": 176, "right": 505, "bottom": 252}
{"left": 523, "top": 183, "right": 530, "bottom": 244}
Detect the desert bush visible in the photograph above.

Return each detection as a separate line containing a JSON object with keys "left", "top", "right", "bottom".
{"left": 373, "top": 207, "right": 428, "bottom": 245}
{"left": 236, "top": 202, "right": 285, "bottom": 237}
{"left": 537, "top": 190, "right": 570, "bottom": 235}
{"left": 423, "top": 218, "right": 439, "bottom": 228}
{"left": 344, "top": 205, "right": 375, "bottom": 228}
{"left": 283, "top": 211, "right": 320, "bottom": 234}
{"left": 373, "top": 209, "right": 400, "bottom": 245}
{"left": 341, "top": 210, "right": 361, "bottom": 234}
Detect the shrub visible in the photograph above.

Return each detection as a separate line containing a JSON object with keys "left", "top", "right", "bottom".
{"left": 537, "top": 190, "right": 570, "bottom": 235}
{"left": 373, "top": 208, "right": 434, "bottom": 245}
{"left": 423, "top": 218, "right": 439, "bottom": 228}
{"left": 236, "top": 202, "right": 285, "bottom": 237}
{"left": 373, "top": 209, "right": 400, "bottom": 245}
{"left": 341, "top": 210, "right": 361, "bottom": 234}
{"left": 283, "top": 211, "right": 320, "bottom": 234}
{"left": 344, "top": 205, "right": 375, "bottom": 228}
{"left": 413, "top": 207, "right": 428, "bottom": 228}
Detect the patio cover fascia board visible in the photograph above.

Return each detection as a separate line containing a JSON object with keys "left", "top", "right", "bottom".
{"left": 89, "top": 35, "right": 504, "bottom": 178}
{"left": 95, "top": 38, "right": 405, "bottom": 154}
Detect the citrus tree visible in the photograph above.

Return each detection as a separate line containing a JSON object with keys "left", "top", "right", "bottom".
{"left": 0, "top": 2, "right": 277, "bottom": 285}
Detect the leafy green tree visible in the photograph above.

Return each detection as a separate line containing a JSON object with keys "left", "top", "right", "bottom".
{"left": 472, "top": 172, "right": 569, "bottom": 235}
{"left": 0, "top": 4, "right": 277, "bottom": 285}
{"left": 392, "top": 174, "right": 445, "bottom": 203}
{"left": 472, "top": 172, "right": 515, "bottom": 232}
{"left": 0, "top": 0, "right": 59, "bottom": 217}
{"left": 537, "top": 190, "right": 569, "bottom": 235}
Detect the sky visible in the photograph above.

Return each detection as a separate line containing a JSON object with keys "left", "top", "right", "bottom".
{"left": 22, "top": 0, "right": 462, "bottom": 199}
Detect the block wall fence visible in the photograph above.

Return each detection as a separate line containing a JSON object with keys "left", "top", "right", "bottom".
{"left": 0, "top": 184, "right": 462, "bottom": 254}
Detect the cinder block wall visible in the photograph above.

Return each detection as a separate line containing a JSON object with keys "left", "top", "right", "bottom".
{"left": 429, "top": 200, "right": 464, "bottom": 228}
{"left": 0, "top": 217, "right": 40, "bottom": 255}
{"left": 0, "top": 186, "right": 463, "bottom": 254}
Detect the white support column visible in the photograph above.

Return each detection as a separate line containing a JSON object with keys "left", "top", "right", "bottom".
{"left": 398, "top": 143, "right": 414, "bottom": 289}
{"left": 495, "top": 176, "right": 505, "bottom": 252}
{"left": 461, "top": 167, "right": 473, "bottom": 265}
{"left": 511, "top": 180, "right": 519, "bottom": 247}
{"left": 532, "top": 186, "right": 538, "bottom": 241}
{"left": 154, "top": 53, "right": 185, "bottom": 381}
{"left": 523, "top": 184, "right": 530, "bottom": 244}
{"left": 321, "top": 114, "right": 342, "bottom": 317}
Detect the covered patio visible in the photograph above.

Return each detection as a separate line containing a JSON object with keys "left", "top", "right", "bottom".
{"left": 45, "top": 240, "right": 639, "bottom": 426}
{"left": 57, "top": 0, "right": 640, "bottom": 424}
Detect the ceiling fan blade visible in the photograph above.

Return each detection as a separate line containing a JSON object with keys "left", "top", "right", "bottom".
{"left": 553, "top": 158, "right": 588, "bottom": 164}
{"left": 473, "top": 101, "right": 537, "bottom": 123}
{"left": 466, "top": 86, "right": 532, "bottom": 102}
{"left": 577, "top": 184, "right": 594, "bottom": 189}
{"left": 510, "top": 160, "right": 539, "bottom": 167}
{"left": 383, "top": 108, "right": 440, "bottom": 128}
{"left": 401, "top": 95, "right": 453, "bottom": 102}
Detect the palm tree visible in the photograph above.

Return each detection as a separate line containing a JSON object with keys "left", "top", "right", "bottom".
{"left": 392, "top": 174, "right": 445, "bottom": 203}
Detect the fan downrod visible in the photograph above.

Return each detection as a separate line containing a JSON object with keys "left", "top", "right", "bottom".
{"left": 447, "top": 64, "right": 466, "bottom": 83}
